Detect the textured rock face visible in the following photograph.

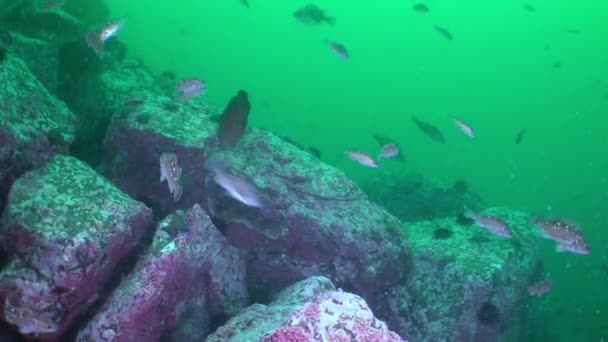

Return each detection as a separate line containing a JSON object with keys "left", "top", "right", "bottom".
{"left": 379, "top": 208, "right": 541, "bottom": 341}
{"left": 77, "top": 204, "right": 248, "bottom": 342}
{"left": 207, "top": 276, "right": 404, "bottom": 342}
{"left": 102, "top": 99, "right": 409, "bottom": 313}
{"left": 0, "top": 155, "right": 153, "bottom": 340}
{"left": 0, "top": 53, "right": 77, "bottom": 215}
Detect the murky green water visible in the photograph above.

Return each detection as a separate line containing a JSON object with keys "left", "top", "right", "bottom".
{"left": 105, "top": 1, "right": 608, "bottom": 340}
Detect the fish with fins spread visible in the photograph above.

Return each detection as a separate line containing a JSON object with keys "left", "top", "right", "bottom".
{"left": 531, "top": 217, "right": 591, "bottom": 254}
{"left": 326, "top": 40, "right": 349, "bottom": 59}
{"left": 528, "top": 278, "right": 552, "bottom": 296}
{"left": 433, "top": 25, "right": 453, "bottom": 40}
{"left": 345, "top": 151, "right": 378, "bottom": 168}
{"left": 465, "top": 210, "right": 512, "bottom": 238}
{"left": 85, "top": 18, "right": 125, "bottom": 56}
{"left": 515, "top": 128, "right": 527, "bottom": 144}
{"left": 176, "top": 78, "right": 206, "bottom": 100}
{"left": 412, "top": 116, "right": 445, "bottom": 144}
{"left": 293, "top": 4, "right": 335, "bottom": 25}
{"left": 160, "top": 153, "right": 183, "bottom": 202}
{"left": 373, "top": 134, "right": 404, "bottom": 161}
{"left": 219, "top": 90, "right": 251, "bottom": 148}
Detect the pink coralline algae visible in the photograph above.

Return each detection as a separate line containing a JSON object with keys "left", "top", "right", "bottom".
{"left": 208, "top": 276, "right": 404, "bottom": 342}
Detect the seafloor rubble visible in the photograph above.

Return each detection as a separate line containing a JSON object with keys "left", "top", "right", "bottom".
{"left": 0, "top": 2, "right": 541, "bottom": 341}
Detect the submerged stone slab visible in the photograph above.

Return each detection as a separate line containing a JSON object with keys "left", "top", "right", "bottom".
{"left": 0, "top": 53, "right": 76, "bottom": 215}
{"left": 0, "top": 155, "right": 153, "bottom": 340}
{"left": 379, "top": 208, "right": 541, "bottom": 340}
{"left": 77, "top": 204, "right": 248, "bottom": 342}
{"left": 207, "top": 276, "right": 403, "bottom": 342}
{"left": 102, "top": 100, "right": 408, "bottom": 314}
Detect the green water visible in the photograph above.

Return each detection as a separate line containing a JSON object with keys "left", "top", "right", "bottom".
{"left": 106, "top": 1, "right": 608, "bottom": 340}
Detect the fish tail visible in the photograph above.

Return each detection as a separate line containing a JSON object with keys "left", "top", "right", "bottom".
{"left": 85, "top": 31, "right": 104, "bottom": 56}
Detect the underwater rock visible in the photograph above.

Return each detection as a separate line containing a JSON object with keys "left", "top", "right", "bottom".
{"left": 0, "top": 53, "right": 77, "bottom": 217}
{"left": 77, "top": 203, "right": 247, "bottom": 341}
{"left": 5, "top": 32, "right": 60, "bottom": 94}
{"left": 362, "top": 172, "right": 486, "bottom": 222}
{"left": 207, "top": 276, "right": 403, "bottom": 341}
{"left": 0, "top": 155, "right": 153, "bottom": 340}
{"left": 68, "top": 58, "right": 163, "bottom": 166}
{"left": 101, "top": 95, "right": 408, "bottom": 317}
{"left": 378, "top": 208, "right": 541, "bottom": 340}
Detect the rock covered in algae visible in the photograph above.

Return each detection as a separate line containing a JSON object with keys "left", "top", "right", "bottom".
{"left": 378, "top": 208, "right": 541, "bottom": 340}
{"left": 101, "top": 92, "right": 408, "bottom": 316}
{"left": 207, "top": 276, "right": 404, "bottom": 342}
{"left": 77, "top": 204, "right": 248, "bottom": 342}
{"left": 0, "top": 155, "right": 153, "bottom": 340}
{"left": 0, "top": 53, "right": 77, "bottom": 216}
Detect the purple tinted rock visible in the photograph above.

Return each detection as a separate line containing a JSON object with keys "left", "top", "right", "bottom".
{"left": 0, "top": 155, "right": 153, "bottom": 340}
{"left": 207, "top": 276, "right": 404, "bottom": 342}
{"left": 77, "top": 204, "right": 248, "bottom": 341}
{"left": 102, "top": 99, "right": 408, "bottom": 315}
{"left": 377, "top": 208, "right": 541, "bottom": 340}
{"left": 0, "top": 53, "right": 76, "bottom": 215}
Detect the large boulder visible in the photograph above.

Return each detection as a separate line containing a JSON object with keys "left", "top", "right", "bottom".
{"left": 207, "top": 276, "right": 403, "bottom": 342}
{"left": 0, "top": 155, "right": 153, "bottom": 340}
{"left": 101, "top": 93, "right": 408, "bottom": 313}
{"left": 77, "top": 203, "right": 248, "bottom": 341}
{"left": 0, "top": 53, "right": 77, "bottom": 216}
{"left": 378, "top": 208, "right": 541, "bottom": 340}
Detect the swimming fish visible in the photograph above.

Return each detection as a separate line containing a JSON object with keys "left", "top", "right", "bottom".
{"left": 160, "top": 153, "right": 183, "bottom": 202}
{"left": 293, "top": 4, "right": 335, "bottom": 25}
{"left": 219, "top": 90, "right": 251, "bottom": 148}
{"left": 372, "top": 134, "right": 404, "bottom": 161}
{"left": 412, "top": 116, "right": 445, "bottom": 144}
{"left": 433, "top": 25, "right": 453, "bottom": 41}
{"left": 523, "top": 3, "right": 536, "bottom": 12}
{"left": 85, "top": 18, "right": 125, "bottom": 56}
{"left": 37, "top": 0, "right": 64, "bottom": 12}
{"left": 515, "top": 129, "right": 527, "bottom": 144}
{"left": 240, "top": 0, "right": 249, "bottom": 8}
{"left": 176, "top": 78, "right": 206, "bottom": 100}
{"left": 466, "top": 211, "right": 512, "bottom": 238}
{"left": 454, "top": 118, "right": 475, "bottom": 138}
{"left": 210, "top": 165, "right": 262, "bottom": 207}
{"left": 528, "top": 278, "right": 552, "bottom": 296}
{"left": 345, "top": 151, "right": 378, "bottom": 168}
{"left": 326, "top": 40, "right": 349, "bottom": 59}
{"left": 412, "top": 3, "right": 430, "bottom": 13}
{"left": 532, "top": 217, "right": 591, "bottom": 254}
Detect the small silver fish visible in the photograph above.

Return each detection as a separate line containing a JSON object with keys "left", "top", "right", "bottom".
{"left": 528, "top": 278, "right": 552, "bottom": 296}
{"left": 85, "top": 18, "right": 125, "bottom": 56}
{"left": 213, "top": 168, "right": 262, "bottom": 207}
{"left": 454, "top": 118, "right": 475, "bottom": 138}
{"left": 466, "top": 211, "right": 512, "bottom": 238}
{"left": 532, "top": 217, "right": 590, "bottom": 254}
{"left": 346, "top": 151, "right": 378, "bottom": 168}
{"left": 160, "top": 153, "right": 183, "bottom": 202}
{"left": 379, "top": 143, "right": 400, "bottom": 159}
{"left": 176, "top": 78, "right": 207, "bottom": 100}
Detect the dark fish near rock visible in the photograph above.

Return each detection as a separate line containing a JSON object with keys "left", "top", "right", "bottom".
{"left": 293, "top": 4, "right": 335, "bottom": 25}
{"left": 515, "top": 128, "right": 527, "bottom": 144}
{"left": 412, "top": 116, "right": 445, "bottom": 144}
{"left": 433, "top": 25, "right": 453, "bottom": 41}
{"left": 450, "top": 179, "right": 468, "bottom": 193}
{"left": 412, "top": 3, "right": 430, "bottom": 13}
{"left": 219, "top": 90, "right": 251, "bottom": 148}
{"left": 466, "top": 211, "right": 512, "bottom": 238}
{"left": 326, "top": 40, "right": 349, "bottom": 59}
{"left": 279, "top": 135, "right": 321, "bottom": 159}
